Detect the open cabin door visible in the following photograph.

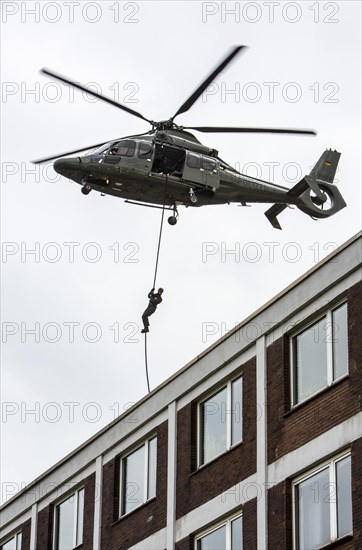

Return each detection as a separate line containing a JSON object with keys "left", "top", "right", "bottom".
{"left": 183, "top": 152, "right": 220, "bottom": 190}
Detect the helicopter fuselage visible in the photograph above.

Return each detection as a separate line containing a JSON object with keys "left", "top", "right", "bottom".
{"left": 53, "top": 129, "right": 346, "bottom": 229}
{"left": 54, "top": 129, "right": 290, "bottom": 208}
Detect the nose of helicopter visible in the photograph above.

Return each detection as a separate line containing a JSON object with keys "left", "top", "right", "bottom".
{"left": 53, "top": 157, "right": 82, "bottom": 178}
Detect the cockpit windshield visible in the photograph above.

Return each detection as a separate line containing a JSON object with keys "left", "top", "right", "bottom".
{"left": 91, "top": 143, "right": 110, "bottom": 155}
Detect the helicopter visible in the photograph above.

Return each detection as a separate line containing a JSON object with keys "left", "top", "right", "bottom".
{"left": 33, "top": 46, "right": 346, "bottom": 229}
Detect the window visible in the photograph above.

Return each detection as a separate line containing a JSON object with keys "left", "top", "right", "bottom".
{"left": 138, "top": 141, "right": 153, "bottom": 158}
{"left": 291, "top": 302, "right": 348, "bottom": 404}
{"left": 54, "top": 488, "right": 84, "bottom": 550}
{"left": 187, "top": 152, "right": 201, "bottom": 169}
{"left": 120, "top": 436, "right": 157, "bottom": 516}
{"left": 196, "top": 514, "right": 243, "bottom": 549}
{"left": 1, "top": 532, "right": 22, "bottom": 550}
{"left": 114, "top": 140, "right": 136, "bottom": 157}
{"left": 293, "top": 453, "right": 352, "bottom": 549}
{"left": 90, "top": 143, "right": 110, "bottom": 156}
{"left": 202, "top": 157, "right": 216, "bottom": 172}
{"left": 199, "top": 377, "right": 242, "bottom": 466}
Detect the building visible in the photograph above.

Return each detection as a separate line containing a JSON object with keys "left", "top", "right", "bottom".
{"left": 1, "top": 232, "right": 361, "bottom": 550}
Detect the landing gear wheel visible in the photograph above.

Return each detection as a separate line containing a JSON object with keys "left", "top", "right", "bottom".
{"left": 81, "top": 185, "right": 91, "bottom": 195}
{"left": 168, "top": 204, "right": 179, "bottom": 226}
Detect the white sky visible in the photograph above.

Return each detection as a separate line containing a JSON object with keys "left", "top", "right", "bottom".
{"left": 1, "top": 0, "right": 361, "bottom": 504}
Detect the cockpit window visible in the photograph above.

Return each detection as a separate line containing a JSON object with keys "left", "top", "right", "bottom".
{"left": 187, "top": 153, "right": 201, "bottom": 169}
{"left": 111, "top": 140, "right": 136, "bottom": 157}
{"left": 91, "top": 143, "right": 110, "bottom": 155}
{"left": 138, "top": 142, "right": 153, "bottom": 158}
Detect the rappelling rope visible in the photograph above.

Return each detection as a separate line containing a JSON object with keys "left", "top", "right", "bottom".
{"left": 152, "top": 172, "right": 168, "bottom": 289}
{"left": 144, "top": 333, "right": 151, "bottom": 394}
{"left": 144, "top": 171, "right": 169, "bottom": 394}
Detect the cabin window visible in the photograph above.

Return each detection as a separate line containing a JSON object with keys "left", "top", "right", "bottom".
{"left": 187, "top": 153, "right": 201, "bottom": 169}
{"left": 138, "top": 142, "right": 153, "bottom": 158}
{"left": 202, "top": 157, "right": 216, "bottom": 171}
{"left": 113, "top": 140, "right": 136, "bottom": 157}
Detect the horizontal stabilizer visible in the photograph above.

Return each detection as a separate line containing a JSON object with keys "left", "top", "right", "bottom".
{"left": 264, "top": 203, "right": 287, "bottom": 229}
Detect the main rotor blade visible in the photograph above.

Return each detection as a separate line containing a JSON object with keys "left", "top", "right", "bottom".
{"left": 184, "top": 126, "right": 317, "bottom": 135}
{"left": 41, "top": 68, "right": 152, "bottom": 123}
{"left": 32, "top": 141, "right": 110, "bottom": 164}
{"left": 173, "top": 46, "right": 247, "bottom": 120}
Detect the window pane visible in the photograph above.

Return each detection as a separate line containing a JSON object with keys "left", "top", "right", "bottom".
{"left": 57, "top": 495, "right": 75, "bottom": 550}
{"left": 2, "top": 536, "right": 16, "bottom": 550}
{"left": 16, "top": 532, "right": 22, "bottom": 550}
{"left": 231, "top": 378, "right": 242, "bottom": 446}
{"left": 76, "top": 489, "right": 84, "bottom": 546}
{"left": 294, "top": 317, "right": 327, "bottom": 403}
{"left": 231, "top": 516, "right": 243, "bottom": 550}
{"left": 201, "top": 388, "right": 227, "bottom": 464}
{"left": 123, "top": 445, "right": 145, "bottom": 514}
{"left": 138, "top": 142, "right": 153, "bottom": 158}
{"left": 336, "top": 456, "right": 352, "bottom": 537}
{"left": 148, "top": 437, "right": 157, "bottom": 499}
{"left": 296, "top": 468, "right": 330, "bottom": 549}
{"left": 197, "top": 525, "right": 226, "bottom": 550}
{"left": 202, "top": 158, "right": 216, "bottom": 171}
{"left": 332, "top": 304, "right": 348, "bottom": 380}
{"left": 187, "top": 153, "right": 201, "bottom": 169}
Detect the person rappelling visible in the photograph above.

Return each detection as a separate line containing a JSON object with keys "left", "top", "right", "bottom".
{"left": 141, "top": 288, "right": 164, "bottom": 333}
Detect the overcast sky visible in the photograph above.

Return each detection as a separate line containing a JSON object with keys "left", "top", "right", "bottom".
{"left": 1, "top": 0, "right": 361, "bottom": 504}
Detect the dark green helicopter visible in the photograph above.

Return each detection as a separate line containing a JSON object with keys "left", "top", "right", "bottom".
{"left": 33, "top": 46, "right": 346, "bottom": 229}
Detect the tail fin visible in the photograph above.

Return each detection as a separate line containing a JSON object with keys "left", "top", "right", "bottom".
{"left": 265, "top": 149, "right": 346, "bottom": 229}
{"left": 310, "top": 148, "right": 340, "bottom": 183}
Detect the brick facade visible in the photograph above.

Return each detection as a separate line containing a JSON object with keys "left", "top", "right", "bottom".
{"left": 351, "top": 438, "right": 362, "bottom": 549}
{"left": 1, "top": 237, "right": 360, "bottom": 550}
{"left": 267, "top": 481, "right": 292, "bottom": 550}
{"left": 35, "top": 472, "right": 95, "bottom": 550}
{"left": 267, "top": 282, "right": 362, "bottom": 464}
{"left": 100, "top": 421, "right": 168, "bottom": 550}
{"left": 176, "top": 358, "right": 257, "bottom": 519}
{"left": 20, "top": 520, "right": 31, "bottom": 550}
{"left": 242, "top": 498, "right": 257, "bottom": 550}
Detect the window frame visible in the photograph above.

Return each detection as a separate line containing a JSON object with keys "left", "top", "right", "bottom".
{"left": 1, "top": 531, "right": 22, "bottom": 550}
{"left": 290, "top": 301, "right": 348, "bottom": 406}
{"left": 53, "top": 487, "right": 84, "bottom": 550}
{"left": 195, "top": 512, "right": 243, "bottom": 549}
{"left": 119, "top": 435, "right": 157, "bottom": 517}
{"left": 292, "top": 451, "right": 352, "bottom": 549}
{"left": 197, "top": 376, "right": 243, "bottom": 468}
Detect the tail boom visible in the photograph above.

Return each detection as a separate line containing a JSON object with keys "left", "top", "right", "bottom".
{"left": 264, "top": 149, "right": 346, "bottom": 229}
